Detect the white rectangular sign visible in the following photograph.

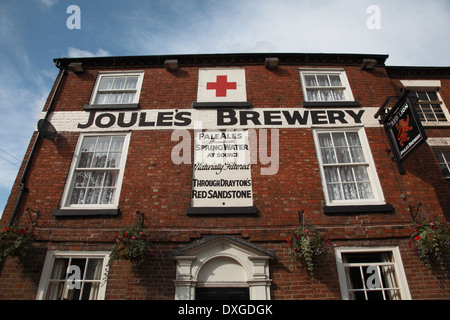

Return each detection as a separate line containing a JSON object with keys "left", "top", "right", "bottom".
{"left": 191, "top": 130, "right": 253, "bottom": 207}
{"left": 197, "top": 68, "right": 247, "bottom": 103}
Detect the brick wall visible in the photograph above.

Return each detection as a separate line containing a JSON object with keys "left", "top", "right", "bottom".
{"left": 1, "top": 55, "right": 449, "bottom": 300}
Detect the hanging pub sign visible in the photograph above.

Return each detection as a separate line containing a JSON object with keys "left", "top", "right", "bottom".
{"left": 381, "top": 91, "right": 427, "bottom": 174}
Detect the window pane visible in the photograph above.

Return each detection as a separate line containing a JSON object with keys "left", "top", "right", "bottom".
{"left": 332, "top": 133, "right": 347, "bottom": 146}
{"left": 81, "top": 137, "right": 97, "bottom": 152}
{"left": 96, "top": 93, "right": 110, "bottom": 104}
{"left": 88, "top": 172, "right": 105, "bottom": 187}
{"left": 421, "top": 104, "right": 437, "bottom": 121}
{"left": 85, "top": 188, "right": 100, "bottom": 204}
{"left": 100, "top": 188, "right": 115, "bottom": 204}
{"left": 358, "top": 182, "right": 374, "bottom": 199}
{"left": 346, "top": 132, "right": 361, "bottom": 146}
{"left": 336, "top": 147, "right": 351, "bottom": 163}
{"left": 70, "top": 188, "right": 85, "bottom": 204}
{"left": 350, "top": 147, "right": 365, "bottom": 163}
{"left": 110, "top": 136, "right": 125, "bottom": 151}
{"left": 110, "top": 93, "right": 123, "bottom": 104}
{"left": 332, "top": 89, "right": 345, "bottom": 101}
{"left": 319, "top": 133, "right": 333, "bottom": 147}
{"left": 329, "top": 75, "right": 342, "bottom": 86}
{"left": 45, "top": 282, "right": 65, "bottom": 300}
{"left": 96, "top": 137, "right": 111, "bottom": 151}
{"left": 85, "top": 259, "right": 103, "bottom": 280}
{"left": 81, "top": 283, "right": 100, "bottom": 300}
{"left": 321, "top": 148, "right": 336, "bottom": 164}
{"left": 343, "top": 183, "right": 358, "bottom": 200}
{"left": 320, "top": 89, "right": 333, "bottom": 101}
{"left": 103, "top": 171, "right": 118, "bottom": 187}
{"left": 345, "top": 252, "right": 384, "bottom": 263}
{"left": 354, "top": 166, "right": 369, "bottom": 181}
{"left": 122, "top": 92, "right": 135, "bottom": 103}
{"left": 317, "top": 75, "right": 330, "bottom": 86}
{"left": 339, "top": 166, "right": 355, "bottom": 182}
{"left": 78, "top": 152, "right": 93, "bottom": 168}
{"left": 125, "top": 77, "right": 138, "bottom": 89}
{"left": 113, "top": 77, "right": 126, "bottom": 89}
{"left": 307, "top": 89, "right": 320, "bottom": 101}
{"left": 432, "top": 105, "right": 446, "bottom": 121}
{"left": 74, "top": 172, "right": 90, "bottom": 187}
{"left": 304, "top": 75, "right": 317, "bottom": 87}
{"left": 324, "top": 167, "right": 340, "bottom": 183}
{"left": 427, "top": 91, "right": 438, "bottom": 101}
{"left": 92, "top": 153, "right": 107, "bottom": 168}
{"left": 50, "top": 259, "right": 70, "bottom": 279}
{"left": 417, "top": 91, "right": 429, "bottom": 101}
{"left": 107, "top": 153, "right": 122, "bottom": 168}
{"left": 65, "top": 287, "right": 82, "bottom": 300}
{"left": 99, "top": 78, "right": 113, "bottom": 90}
{"left": 327, "top": 184, "right": 342, "bottom": 201}
{"left": 348, "top": 266, "right": 364, "bottom": 289}
{"left": 71, "top": 258, "right": 87, "bottom": 276}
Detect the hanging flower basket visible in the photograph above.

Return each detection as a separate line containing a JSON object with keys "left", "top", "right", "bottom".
{"left": 0, "top": 224, "right": 36, "bottom": 263}
{"left": 286, "top": 223, "right": 331, "bottom": 277}
{"left": 110, "top": 224, "right": 153, "bottom": 266}
{"left": 409, "top": 220, "right": 450, "bottom": 273}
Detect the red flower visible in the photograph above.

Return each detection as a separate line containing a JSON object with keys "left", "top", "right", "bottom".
{"left": 414, "top": 235, "right": 421, "bottom": 241}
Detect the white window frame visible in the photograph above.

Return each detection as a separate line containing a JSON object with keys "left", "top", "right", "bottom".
{"left": 89, "top": 71, "right": 144, "bottom": 105}
{"left": 299, "top": 68, "right": 355, "bottom": 102}
{"left": 334, "top": 246, "right": 411, "bottom": 300}
{"left": 36, "top": 250, "right": 110, "bottom": 300}
{"left": 313, "top": 127, "right": 385, "bottom": 206}
{"left": 400, "top": 80, "right": 449, "bottom": 125}
{"left": 60, "top": 132, "right": 131, "bottom": 210}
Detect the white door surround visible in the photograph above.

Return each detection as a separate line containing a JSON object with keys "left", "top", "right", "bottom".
{"left": 172, "top": 235, "right": 275, "bottom": 300}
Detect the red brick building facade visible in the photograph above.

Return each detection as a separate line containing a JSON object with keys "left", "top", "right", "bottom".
{"left": 0, "top": 53, "right": 449, "bottom": 300}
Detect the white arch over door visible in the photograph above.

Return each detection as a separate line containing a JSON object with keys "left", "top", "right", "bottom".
{"left": 172, "top": 235, "right": 274, "bottom": 300}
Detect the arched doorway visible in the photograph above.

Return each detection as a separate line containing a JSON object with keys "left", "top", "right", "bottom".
{"left": 196, "top": 257, "right": 249, "bottom": 300}
{"left": 172, "top": 235, "right": 275, "bottom": 300}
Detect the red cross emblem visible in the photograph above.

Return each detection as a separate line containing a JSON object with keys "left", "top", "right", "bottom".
{"left": 206, "top": 75, "right": 237, "bottom": 97}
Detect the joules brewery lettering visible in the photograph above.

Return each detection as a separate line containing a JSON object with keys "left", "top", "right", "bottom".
{"left": 76, "top": 109, "right": 365, "bottom": 129}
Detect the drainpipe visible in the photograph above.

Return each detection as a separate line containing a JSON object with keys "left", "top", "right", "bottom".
{"left": 8, "top": 63, "right": 66, "bottom": 226}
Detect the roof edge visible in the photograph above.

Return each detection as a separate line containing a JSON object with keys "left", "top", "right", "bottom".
{"left": 54, "top": 52, "right": 389, "bottom": 69}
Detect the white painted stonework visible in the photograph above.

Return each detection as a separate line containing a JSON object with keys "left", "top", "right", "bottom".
{"left": 173, "top": 236, "right": 273, "bottom": 300}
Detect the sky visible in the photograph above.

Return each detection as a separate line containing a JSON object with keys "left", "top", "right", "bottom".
{"left": 0, "top": 0, "right": 449, "bottom": 217}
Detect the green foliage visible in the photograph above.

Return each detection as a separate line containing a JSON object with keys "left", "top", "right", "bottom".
{"left": 0, "top": 224, "right": 36, "bottom": 263}
{"left": 110, "top": 224, "right": 153, "bottom": 266}
{"left": 409, "top": 220, "right": 450, "bottom": 274}
{"left": 286, "top": 223, "right": 331, "bottom": 277}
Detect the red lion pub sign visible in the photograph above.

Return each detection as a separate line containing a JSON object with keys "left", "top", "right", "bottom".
{"left": 377, "top": 91, "right": 427, "bottom": 174}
